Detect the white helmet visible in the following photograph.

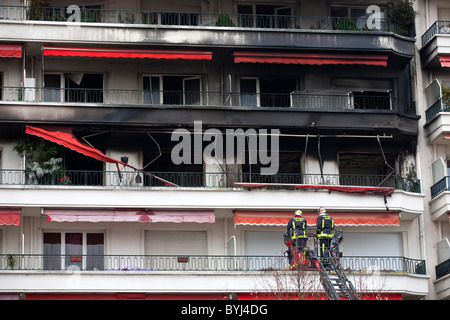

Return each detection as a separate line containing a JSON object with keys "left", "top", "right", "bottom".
{"left": 295, "top": 210, "right": 303, "bottom": 216}
{"left": 318, "top": 207, "right": 327, "bottom": 215}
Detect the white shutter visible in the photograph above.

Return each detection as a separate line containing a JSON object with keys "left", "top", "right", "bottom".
{"left": 145, "top": 230, "right": 207, "bottom": 255}
{"left": 244, "top": 231, "right": 285, "bottom": 256}
{"left": 342, "top": 232, "right": 403, "bottom": 256}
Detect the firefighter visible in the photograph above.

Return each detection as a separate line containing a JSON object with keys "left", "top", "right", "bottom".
{"left": 316, "top": 207, "right": 334, "bottom": 261}
{"left": 286, "top": 210, "right": 308, "bottom": 251}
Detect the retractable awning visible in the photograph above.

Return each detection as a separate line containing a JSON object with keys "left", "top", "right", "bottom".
{"left": 26, "top": 125, "right": 127, "bottom": 166}
{"left": 0, "top": 209, "right": 21, "bottom": 226}
{"left": 25, "top": 125, "right": 178, "bottom": 186}
{"left": 44, "top": 209, "right": 215, "bottom": 223}
{"left": 0, "top": 44, "right": 22, "bottom": 58}
{"left": 233, "top": 211, "right": 400, "bottom": 226}
{"left": 43, "top": 46, "right": 213, "bottom": 60}
{"left": 233, "top": 51, "right": 388, "bottom": 67}
{"left": 439, "top": 55, "right": 450, "bottom": 67}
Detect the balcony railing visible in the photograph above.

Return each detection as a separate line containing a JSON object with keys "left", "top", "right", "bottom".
{"left": 0, "top": 254, "right": 426, "bottom": 274}
{"left": 0, "top": 5, "right": 415, "bottom": 37}
{"left": 425, "top": 97, "right": 450, "bottom": 122}
{"left": 0, "top": 170, "right": 422, "bottom": 193}
{"left": 436, "top": 258, "right": 450, "bottom": 279}
{"left": 0, "top": 87, "right": 417, "bottom": 115}
{"left": 431, "top": 176, "right": 450, "bottom": 198}
{"left": 422, "top": 20, "right": 450, "bottom": 47}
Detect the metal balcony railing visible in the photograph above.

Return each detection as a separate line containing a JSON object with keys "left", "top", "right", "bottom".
{"left": 0, "top": 5, "right": 415, "bottom": 37}
{"left": 431, "top": 176, "right": 450, "bottom": 198}
{"left": 0, "top": 170, "right": 422, "bottom": 193}
{"left": 436, "top": 258, "right": 450, "bottom": 279}
{"left": 422, "top": 20, "right": 450, "bottom": 47}
{"left": 0, "top": 254, "right": 426, "bottom": 274}
{"left": 0, "top": 87, "right": 417, "bottom": 115}
{"left": 425, "top": 97, "right": 450, "bottom": 122}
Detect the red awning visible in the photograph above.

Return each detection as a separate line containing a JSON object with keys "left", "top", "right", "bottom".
{"left": 26, "top": 126, "right": 128, "bottom": 166}
{"left": 0, "top": 209, "right": 21, "bottom": 226}
{"left": 233, "top": 211, "right": 399, "bottom": 226}
{"left": 44, "top": 209, "right": 215, "bottom": 223}
{"left": 439, "top": 55, "right": 450, "bottom": 67}
{"left": 25, "top": 125, "right": 177, "bottom": 186}
{"left": 0, "top": 44, "right": 22, "bottom": 58}
{"left": 233, "top": 51, "right": 388, "bottom": 67}
{"left": 43, "top": 46, "right": 212, "bottom": 60}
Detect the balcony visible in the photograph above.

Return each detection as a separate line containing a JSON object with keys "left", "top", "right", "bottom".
{"left": 0, "top": 254, "right": 425, "bottom": 274}
{"left": 0, "top": 170, "right": 421, "bottom": 193}
{"left": 0, "top": 6, "right": 415, "bottom": 59}
{"left": 0, "top": 87, "right": 416, "bottom": 113}
{"left": 425, "top": 97, "right": 450, "bottom": 122}
{"left": 0, "top": 87, "right": 419, "bottom": 136}
{"left": 0, "top": 5, "right": 414, "bottom": 37}
{"left": 420, "top": 21, "right": 450, "bottom": 68}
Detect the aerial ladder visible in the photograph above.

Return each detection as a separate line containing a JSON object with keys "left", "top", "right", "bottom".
{"left": 284, "top": 229, "right": 360, "bottom": 300}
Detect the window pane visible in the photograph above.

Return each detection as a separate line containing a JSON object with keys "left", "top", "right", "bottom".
{"left": 183, "top": 78, "right": 201, "bottom": 105}
{"left": 240, "top": 79, "right": 257, "bottom": 106}
{"left": 143, "top": 76, "right": 161, "bottom": 105}
{"left": 44, "top": 74, "right": 61, "bottom": 102}
{"left": 65, "top": 233, "right": 82, "bottom": 270}
{"left": 43, "top": 233, "right": 61, "bottom": 270}
{"left": 87, "top": 233, "right": 104, "bottom": 270}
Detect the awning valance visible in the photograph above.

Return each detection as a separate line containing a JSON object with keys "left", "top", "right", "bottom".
{"left": 0, "top": 44, "right": 22, "bottom": 58}
{"left": 233, "top": 51, "right": 388, "bottom": 67}
{"left": 0, "top": 209, "right": 21, "bottom": 226}
{"left": 439, "top": 55, "right": 450, "bottom": 67}
{"left": 43, "top": 46, "right": 212, "bottom": 60}
{"left": 44, "top": 209, "right": 215, "bottom": 223}
{"left": 233, "top": 211, "right": 399, "bottom": 227}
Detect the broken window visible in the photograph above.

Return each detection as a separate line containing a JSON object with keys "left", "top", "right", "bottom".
{"left": 240, "top": 77, "right": 297, "bottom": 107}
{"left": 65, "top": 73, "right": 103, "bottom": 103}
{"left": 338, "top": 153, "right": 396, "bottom": 187}
{"left": 351, "top": 91, "right": 391, "bottom": 110}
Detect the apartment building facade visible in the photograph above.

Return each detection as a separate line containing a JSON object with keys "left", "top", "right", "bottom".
{"left": 0, "top": 0, "right": 437, "bottom": 299}
{"left": 417, "top": 0, "right": 450, "bottom": 301}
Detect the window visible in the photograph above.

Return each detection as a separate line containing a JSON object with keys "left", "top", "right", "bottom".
{"left": 43, "top": 73, "right": 103, "bottom": 103}
{"left": 351, "top": 91, "right": 391, "bottom": 110}
{"left": 65, "top": 73, "right": 103, "bottom": 103}
{"left": 238, "top": 4, "right": 292, "bottom": 28}
{"left": 44, "top": 74, "right": 62, "bottom": 102}
{"left": 143, "top": 75, "right": 201, "bottom": 105}
{"left": 330, "top": 6, "right": 386, "bottom": 30}
{"left": 338, "top": 153, "right": 396, "bottom": 187}
{"left": 43, "top": 232, "right": 104, "bottom": 270}
{"left": 240, "top": 77, "right": 297, "bottom": 107}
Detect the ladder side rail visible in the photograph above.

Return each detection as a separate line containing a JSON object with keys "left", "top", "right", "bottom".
{"left": 328, "top": 251, "right": 359, "bottom": 300}
{"left": 313, "top": 256, "right": 341, "bottom": 300}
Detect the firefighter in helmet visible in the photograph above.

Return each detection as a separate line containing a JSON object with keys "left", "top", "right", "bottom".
{"left": 316, "top": 207, "right": 334, "bottom": 261}
{"left": 287, "top": 209, "right": 308, "bottom": 251}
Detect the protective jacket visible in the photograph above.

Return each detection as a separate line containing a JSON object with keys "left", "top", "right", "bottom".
{"left": 287, "top": 216, "right": 307, "bottom": 239}
{"left": 316, "top": 214, "right": 334, "bottom": 238}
